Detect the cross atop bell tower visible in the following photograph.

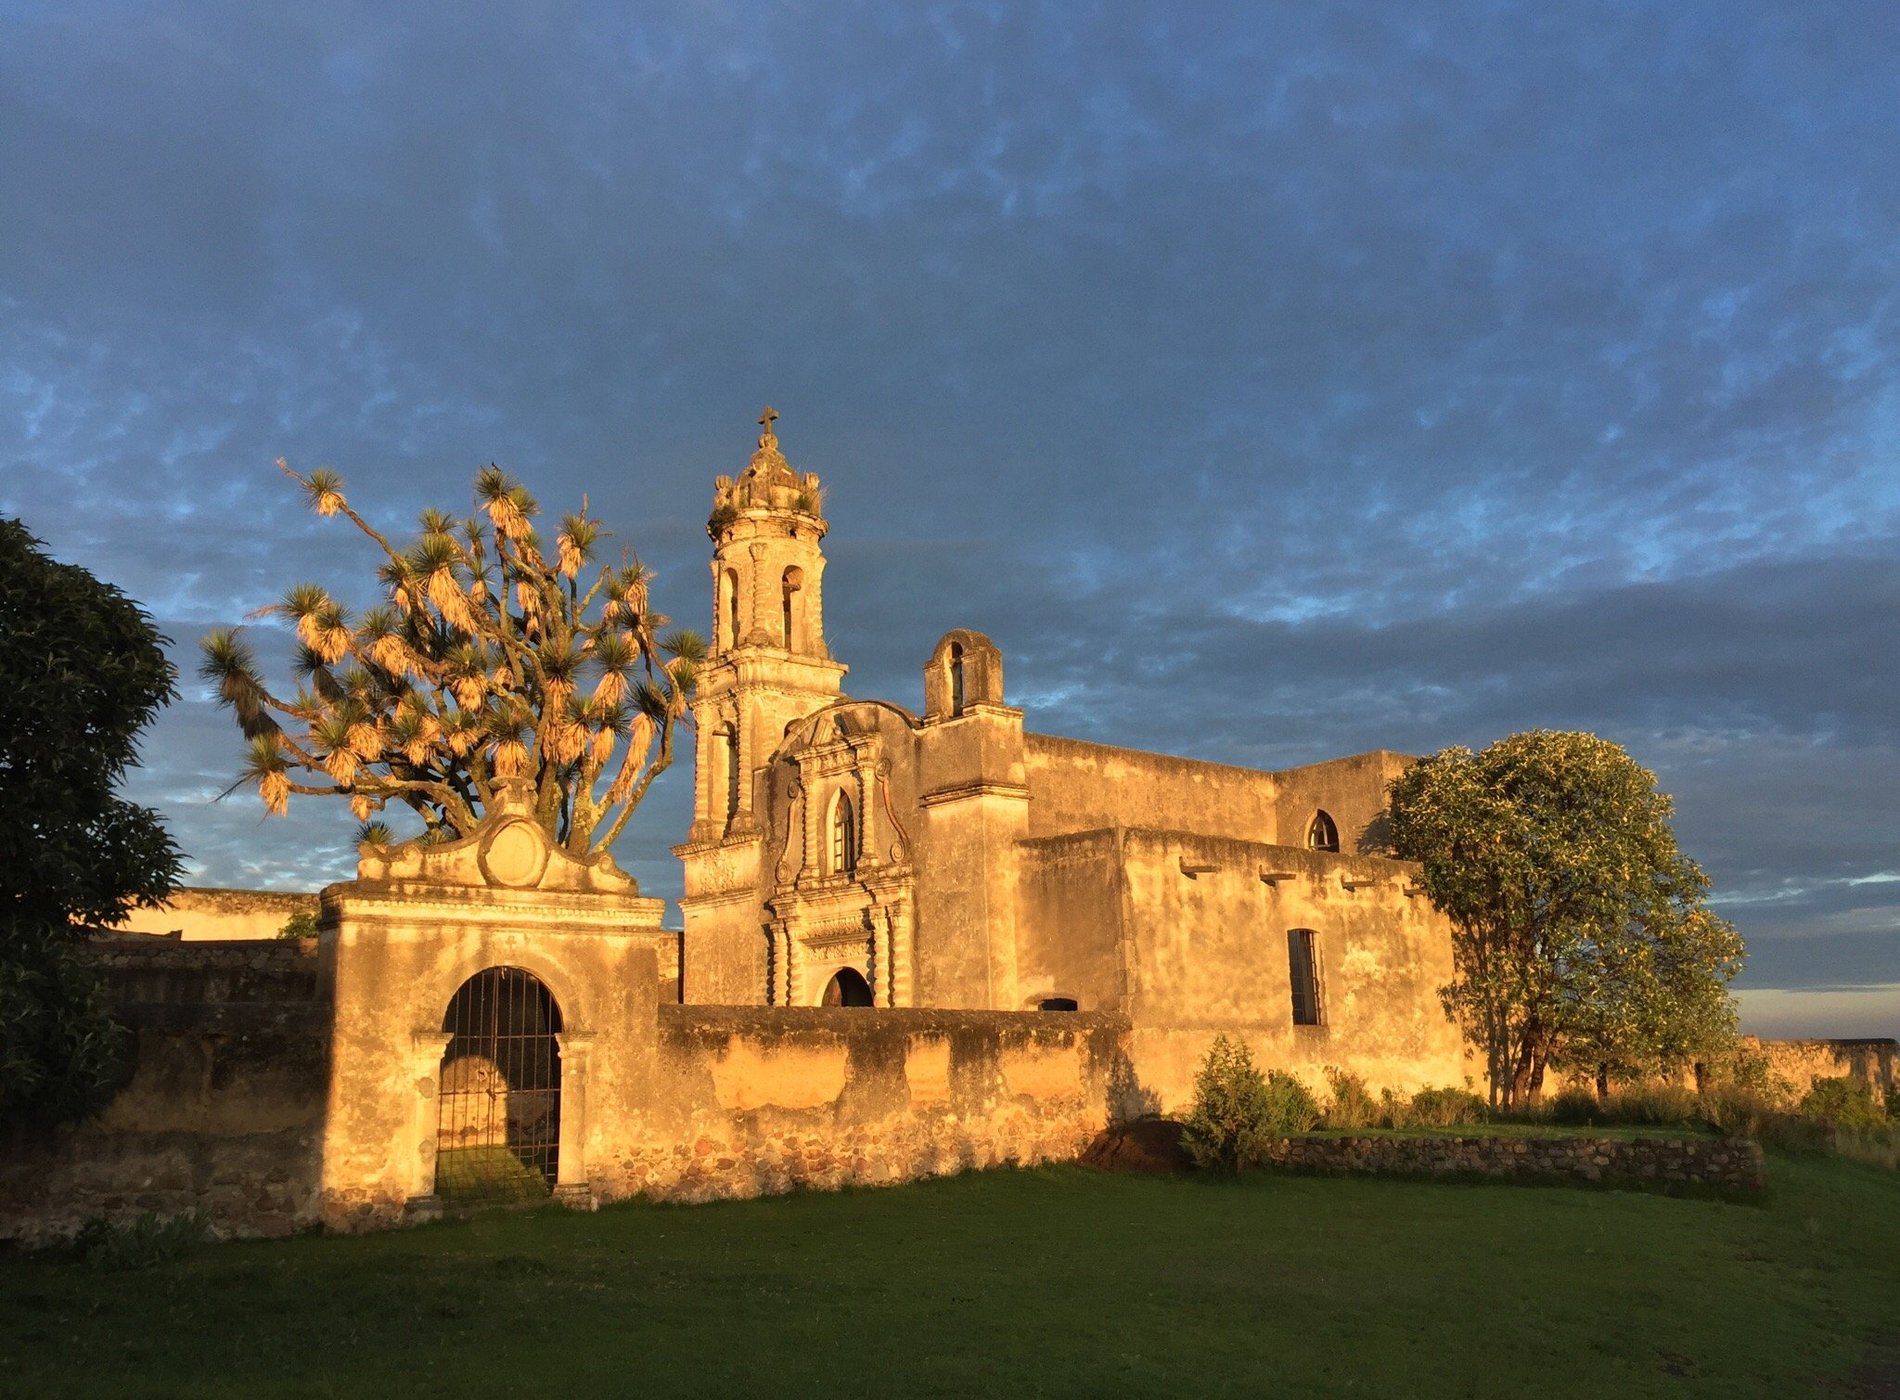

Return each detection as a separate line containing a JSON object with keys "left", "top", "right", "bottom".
{"left": 681, "top": 410, "right": 847, "bottom": 844}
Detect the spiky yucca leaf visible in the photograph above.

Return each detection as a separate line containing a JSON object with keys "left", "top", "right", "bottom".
{"left": 659, "top": 628, "right": 706, "bottom": 664}
{"left": 198, "top": 629, "right": 279, "bottom": 739}
{"left": 303, "top": 468, "right": 347, "bottom": 517}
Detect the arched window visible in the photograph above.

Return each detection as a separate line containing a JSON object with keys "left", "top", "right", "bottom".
{"left": 1307, "top": 810, "right": 1340, "bottom": 853}
{"left": 822, "top": 968, "right": 874, "bottom": 1006}
{"left": 829, "top": 790, "right": 857, "bottom": 877}
{"left": 436, "top": 966, "right": 562, "bottom": 1202}
{"left": 722, "top": 726, "right": 740, "bottom": 823}
{"left": 723, "top": 569, "right": 741, "bottom": 649}
{"left": 1038, "top": 997, "right": 1079, "bottom": 1012}
{"left": 1287, "top": 929, "right": 1322, "bottom": 1026}
{"left": 781, "top": 566, "right": 803, "bottom": 649}
{"left": 949, "top": 642, "right": 965, "bottom": 717}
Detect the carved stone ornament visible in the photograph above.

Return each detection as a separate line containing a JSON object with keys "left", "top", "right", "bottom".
{"left": 478, "top": 818, "right": 549, "bottom": 888}
{"left": 354, "top": 780, "right": 639, "bottom": 895}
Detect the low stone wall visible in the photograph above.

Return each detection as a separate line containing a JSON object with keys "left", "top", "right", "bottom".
{"left": 583, "top": 1006, "right": 1129, "bottom": 1205}
{"left": 1261, "top": 1133, "right": 1767, "bottom": 1192}
{"left": 0, "top": 939, "right": 330, "bottom": 1246}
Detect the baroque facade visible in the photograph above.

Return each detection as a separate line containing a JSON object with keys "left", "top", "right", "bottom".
{"left": 676, "top": 413, "right": 1468, "bottom": 1098}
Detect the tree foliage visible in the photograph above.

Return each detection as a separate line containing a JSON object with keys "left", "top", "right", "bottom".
{"left": 200, "top": 463, "right": 703, "bottom": 859}
{"left": 1180, "top": 1034, "right": 1275, "bottom": 1173}
{"left": 1, "top": 518, "right": 183, "bottom": 1124}
{"left": 1383, "top": 730, "right": 1743, "bottom": 1107}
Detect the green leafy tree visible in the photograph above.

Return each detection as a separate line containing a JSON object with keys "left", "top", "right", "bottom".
{"left": 1384, "top": 730, "right": 1743, "bottom": 1108}
{"left": 200, "top": 464, "right": 703, "bottom": 859}
{"left": 1, "top": 519, "right": 183, "bottom": 1124}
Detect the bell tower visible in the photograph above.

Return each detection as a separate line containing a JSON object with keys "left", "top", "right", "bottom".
{"left": 686, "top": 409, "right": 847, "bottom": 844}
{"left": 676, "top": 412, "right": 849, "bottom": 999}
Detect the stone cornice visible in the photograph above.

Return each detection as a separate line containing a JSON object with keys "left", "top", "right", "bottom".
{"left": 919, "top": 780, "right": 1031, "bottom": 809}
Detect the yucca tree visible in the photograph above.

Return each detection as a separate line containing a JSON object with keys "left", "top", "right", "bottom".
{"left": 201, "top": 462, "right": 703, "bottom": 860}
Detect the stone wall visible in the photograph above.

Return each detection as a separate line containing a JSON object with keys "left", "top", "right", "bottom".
{"left": 1268, "top": 749, "right": 1413, "bottom": 856}
{"left": 1023, "top": 733, "right": 1281, "bottom": 844}
{"left": 1016, "top": 827, "right": 1467, "bottom": 1113}
{"left": 1745, "top": 1036, "right": 1897, "bottom": 1108}
{"left": 1261, "top": 1133, "right": 1767, "bottom": 1193}
{"left": 112, "top": 886, "right": 318, "bottom": 941}
{"left": 580, "top": 1006, "right": 1127, "bottom": 1204}
{"left": 0, "top": 938, "right": 330, "bottom": 1246}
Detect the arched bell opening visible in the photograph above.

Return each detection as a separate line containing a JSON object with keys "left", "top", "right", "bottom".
{"left": 435, "top": 966, "right": 563, "bottom": 1203}
{"left": 821, "top": 967, "right": 874, "bottom": 1007}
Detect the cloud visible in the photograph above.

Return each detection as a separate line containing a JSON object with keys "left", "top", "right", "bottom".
{"left": 3, "top": 0, "right": 1896, "bottom": 1025}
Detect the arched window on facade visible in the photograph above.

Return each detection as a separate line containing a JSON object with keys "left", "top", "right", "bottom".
{"left": 949, "top": 642, "right": 966, "bottom": 716}
{"left": 722, "top": 726, "right": 740, "bottom": 824}
{"left": 724, "top": 569, "right": 741, "bottom": 650}
{"left": 829, "top": 789, "right": 857, "bottom": 877}
{"left": 781, "top": 566, "right": 803, "bottom": 650}
{"left": 822, "top": 968, "right": 874, "bottom": 1006}
{"left": 1287, "top": 928, "right": 1323, "bottom": 1026}
{"left": 1038, "top": 997, "right": 1079, "bottom": 1012}
{"left": 1307, "top": 810, "right": 1340, "bottom": 853}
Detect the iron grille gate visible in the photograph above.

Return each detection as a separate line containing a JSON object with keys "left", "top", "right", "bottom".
{"left": 435, "top": 966, "right": 562, "bottom": 1204}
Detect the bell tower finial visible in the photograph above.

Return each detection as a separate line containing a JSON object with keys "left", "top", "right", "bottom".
{"left": 758, "top": 405, "right": 779, "bottom": 449}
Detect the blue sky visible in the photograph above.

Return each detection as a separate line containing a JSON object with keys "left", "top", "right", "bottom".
{"left": 4, "top": 1, "right": 1897, "bottom": 1035}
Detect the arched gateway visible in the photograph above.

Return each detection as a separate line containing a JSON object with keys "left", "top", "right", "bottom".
{"left": 435, "top": 967, "right": 564, "bottom": 1203}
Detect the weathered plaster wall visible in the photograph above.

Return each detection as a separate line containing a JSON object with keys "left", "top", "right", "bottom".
{"left": 1013, "top": 829, "right": 1127, "bottom": 1014}
{"left": 584, "top": 1005, "right": 1126, "bottom": 1203}
{"left": 1023, "top": 733, "right": 1281, "bottom": 844}
{"left": 1744, "top": 1036, "right": 1897, "bottom": 1107}
{"left": 1123, "top": 831, "right": 1462, "bottom": 1111}
{"left": 1014, "top": 828, "right": 1466, "bottom": 1114}
{"left": 113, "top": 887, "right": 318, "bottom": 941}
{"left": 1, "top": 936, "right": 1126, "bottom": 1242}
{"left": 1269, "top": 749, "right": 1414, "bottom": 855}
{"left": 0, "top": 940, "right": 329, "bottom": 1245}
{"left": 319, "top": 878, "right": 668, "bottom": 1230}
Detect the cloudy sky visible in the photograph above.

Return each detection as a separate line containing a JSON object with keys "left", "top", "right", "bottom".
{"left": 5, "top": 1, "right": 1896, "bottom": 1035}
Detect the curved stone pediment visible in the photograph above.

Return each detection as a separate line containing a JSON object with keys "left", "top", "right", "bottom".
{"left": 354, "top": 784, "right": 640, "bottom": 895}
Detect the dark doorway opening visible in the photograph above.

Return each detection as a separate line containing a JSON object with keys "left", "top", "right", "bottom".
{"left": 1038, "top": 997, "right": 1079, "bottom": 1012}
{"left": 822, "top": 968, "right": 875, "bottom": 1006}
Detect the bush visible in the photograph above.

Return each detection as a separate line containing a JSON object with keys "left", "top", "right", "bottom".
{"left": 74, "top": 1211, "right": 209, "bottom": 1270}
{"left": 1409, "top": 1086, "right": 1488, "bottom": 1128}
{"left": 1323, "top": 1068, "right": 1379, "bottom": 1130}
{"left": 1699, "top": 1086, "right": 1782, "bottom": 1141}
{"left": 278, "top": 910, "right": 318, "bottom": 940}
{"left": 1548, "top": 1087, "right": 1601, "bottom": 1125}
{"left": 1800, "top": 1077, "right": 1889, "bottom": 1132}
{"left": 1603, "top": 1083, "right": 1700, "bottom": 1126}
{"left": 1180, "top": 1035, "right": 1274, "bottom": 1173}
{"left": 1703, "top": 1047, "right": 1797, "bottom": 1111}
{"left": 1261, "top": 1070, "right": 1322, "bottom": 1136}
{"left": 1832, "top": 1128, "right": 1900, "bottom": 1171}
{"left": 1378, "top": 1087, "right": 1416, "bottom": 1130}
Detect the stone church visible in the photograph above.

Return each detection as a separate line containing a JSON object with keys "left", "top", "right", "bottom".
{"left": 16, "top": 410, "right": 1885, "bottom": 1243}
{"left": 675, "top": 412, "right": 1466, "bottom": 1097}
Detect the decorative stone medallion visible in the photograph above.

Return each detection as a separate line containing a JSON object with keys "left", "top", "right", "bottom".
{"left": 477, "top": 818, "right": 549, "bottom": 889}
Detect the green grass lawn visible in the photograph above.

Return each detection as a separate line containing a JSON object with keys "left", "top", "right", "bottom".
{"left": 433, "top": 1146, "right": 554, "bottom": 1203}
{"left": 3, "top": 1154, "right": 1896, "bottom": 1399}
